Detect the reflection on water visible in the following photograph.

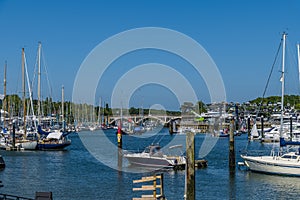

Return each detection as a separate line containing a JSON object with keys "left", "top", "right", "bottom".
{"left": 0, "top": 129, "right": 299, "bottom": 199}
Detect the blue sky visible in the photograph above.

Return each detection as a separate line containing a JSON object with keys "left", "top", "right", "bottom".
{"left": 0, "top": 0, "right": 300, "bottom": 110}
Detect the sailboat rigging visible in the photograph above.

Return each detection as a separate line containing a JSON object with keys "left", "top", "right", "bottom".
{"left": 241, "top": 33, "right": 300, "bottom": 176}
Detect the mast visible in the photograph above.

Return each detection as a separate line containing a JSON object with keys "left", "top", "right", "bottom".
{"left": 98, "top": 97, "right": 101, "bottom": 125}
{"left": 3, "top": 61, "right": 7, "bottom": 128}
{"left": 37, "top": 42, "right": 42, "bottom": 124}
{"left": 280, "top": 33, "right": 286, "bottom": 139}
{"left": 62, "top": 85, "right": 65, "bottom": 131}
{"left": 22, "top": 48, "right": 26, "bottom": 134}
{"left": 297, "top": 43, "right": 300, "bottom": 88}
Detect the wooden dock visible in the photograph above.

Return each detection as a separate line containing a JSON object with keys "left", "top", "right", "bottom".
{"left": 132, "top": 174, "right": 165, "bottom": 200}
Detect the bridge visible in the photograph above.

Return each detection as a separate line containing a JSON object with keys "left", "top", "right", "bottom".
{"left": 108, "top": 115, "right": 182, "bottom": 125}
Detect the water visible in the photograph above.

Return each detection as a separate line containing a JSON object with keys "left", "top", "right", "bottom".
{"left": 0, "top": 128, "right": 299, "bottom": 199}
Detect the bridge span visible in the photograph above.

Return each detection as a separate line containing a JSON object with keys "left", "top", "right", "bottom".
{"left": 108, "top": 115, "right": 182, "bottom": 124}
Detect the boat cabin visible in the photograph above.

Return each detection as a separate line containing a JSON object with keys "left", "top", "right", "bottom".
{"left": 144, "top": 145, "right": 164, "bottom": 157}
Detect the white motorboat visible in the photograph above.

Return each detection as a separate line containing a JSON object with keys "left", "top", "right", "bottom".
{"left": 124, "top": 144, "right": 186, "bottom": 169}
{"left": 241, "top": 151, "right": 300, "bottom": 176}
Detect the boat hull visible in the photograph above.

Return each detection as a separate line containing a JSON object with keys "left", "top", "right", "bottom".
{"left": 241, "top": 155, "right": 300, "bottom": 176}
{"left": 19, "top": 141, "right": 38, "bottom": 150}
{"left": 37, "top": 141, "right": 71, "bottom": 150}
{"left": 124, "top": 155, "right": 174, "bottom": 168}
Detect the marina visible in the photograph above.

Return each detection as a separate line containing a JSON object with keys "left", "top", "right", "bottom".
{"left": 0, "top": 128, "right": 300, "bottom": 199}
{"left": 1, "top": 1, "right": 300, "bottom": 199}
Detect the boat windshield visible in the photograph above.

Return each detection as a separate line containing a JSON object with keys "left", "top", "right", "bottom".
{"left": 144, "top": 147, "right": 150, "bottom": 153}
{"left": 281, "top": 154, "right": 298, "bottom": 159}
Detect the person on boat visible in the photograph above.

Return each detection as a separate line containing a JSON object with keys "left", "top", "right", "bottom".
{"left": 224, "top": 128, "right": 229, "bottom": 134}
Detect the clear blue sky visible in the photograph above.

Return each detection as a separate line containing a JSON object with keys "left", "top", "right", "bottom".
{"left": 0, "top": 0, "right": 300, "bottom": 110}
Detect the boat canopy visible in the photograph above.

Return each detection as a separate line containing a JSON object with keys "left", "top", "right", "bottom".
{"left": 46, "top": 131, "right": 63, "bottom": 140}
{"left": 37, "top": 125, "right": 51, "bottom": 135}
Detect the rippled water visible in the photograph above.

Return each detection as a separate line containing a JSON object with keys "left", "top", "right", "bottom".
{"left": 0, "top": 128, "right": 299, "bottom": 199}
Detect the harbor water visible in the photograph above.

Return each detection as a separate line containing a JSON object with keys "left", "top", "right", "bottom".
{"left": 0, "top": 128, "right": 299, "bottom": 199}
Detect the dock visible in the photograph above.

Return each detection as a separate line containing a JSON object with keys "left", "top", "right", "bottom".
{"left": 173, "top": 159, "right": 207, "bottom": 170}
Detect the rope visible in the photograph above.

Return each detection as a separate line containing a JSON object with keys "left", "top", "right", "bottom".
{"left": 245, "top": 38, "right": 282, "bottom": 151}
{"left": 256, "top": 39, "right": 282, "bottom": 117}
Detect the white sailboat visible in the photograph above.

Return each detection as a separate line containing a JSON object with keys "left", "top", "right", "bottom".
{"left": 16, "top": 48, "right": 38, "bottom": 150}
{"left": 241, "top": 33, "right": 300, "bottom": 176}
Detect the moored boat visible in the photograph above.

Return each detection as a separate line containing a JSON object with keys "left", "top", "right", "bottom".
{"left": 37, "top": 131, "right": 71, "bottom": 150}
{"left": 124, "top": 144, "right": 186, "bottom": 169}
{"left": 241, "top": 150, "right": 300, "bottom": 176}
{"left": 241, "top": 33, "right": 300, "bottom": 176}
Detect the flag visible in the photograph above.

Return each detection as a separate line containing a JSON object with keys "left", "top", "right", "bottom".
{"left": 280, "top": 75, "right": 284, "bottom": 82}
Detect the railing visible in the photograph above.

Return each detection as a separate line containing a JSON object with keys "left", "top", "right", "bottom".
{"left": 132, "top": 174, "right": 165, "bottom": 200}
{"left": 0, "top": 193, "right": 34, "bottom": 200}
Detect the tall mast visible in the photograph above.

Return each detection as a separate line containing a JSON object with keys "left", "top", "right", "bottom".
{"left": 297, "top": 43, "right": 300, "bottom": 88}
{"left": 22, "top": 48, "right": 26, "bottom": 134}
{"left": 280, "top": 33, "right": 286, "bottom": 138}
{"left": 98, "top": 97, "right": 101, "bottom": 125}
{"left": 37, "top": 42, "right": 41, "bottom": 124}
{"left": 62, "top": 85, "right": 65, "bottom": 131}
{"left": 3, "top": 61, "right": 7, "bottom": 103}
{"left": 3, "top": 61, "right": 7, "bottom": 128}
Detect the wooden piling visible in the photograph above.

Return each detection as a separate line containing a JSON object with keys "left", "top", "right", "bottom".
{"left": 235, "top": 104, "right": 239, "bottom": 131}
{"left": 247, "top": 117, "right": 251, "bottom": 140}
{"left": 261, "top": 116, "right": 264, "bottom": 139}
{"left": 12, "top": 123, "right": 16, "bottom": 149}
{"left": 290, "top": 116, "right": 293, "bottom": 140}
{"left": 229, "top": 119, "right": 235, "bottom": 174}
{"left": 117, "top": 122, "right": 122, "bottom": 148}
{"left": 185, "top": 132, "right": 195, "bottom": 200}
{"left": 117, "top": 122, "right": 122, "bottom": 171}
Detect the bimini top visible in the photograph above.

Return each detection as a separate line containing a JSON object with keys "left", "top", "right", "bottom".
{"left": 46, "top": 131, "right": 63, "bottom": 140}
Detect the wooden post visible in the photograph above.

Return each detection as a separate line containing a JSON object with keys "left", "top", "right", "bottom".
{"left": 186, "top": 132, "right": 195, "bottom": 200}
{"left": 12, "top": 123, "right": 16, "bottom": 149}
{"left": 169, "top": 120, "right": 173, "bottom": 134}
{"left": 153, "top": 175, "right": 157, "bottom": 198}
{"left": 235, "top": 104, "right": 239, "bottom": 131}
{"left": 247, "top": 117, "right": 251, "bottom": 140}
{"left": 117, "top": 121, "right": 122, "bottom": 148}
{"left": 117, "top": 120, "right": 122, "bottom": 172}
{"left": 229, "top": 119, "right": 235, "bottom": 174}
{"left": 290, "top": 116, "right": 293, "bottom": 140}
{"left": 160, "top": 173, "right": 164, "bottom": 198}
{"left": 261, "top": 115, "right": 264, "bottom": 139}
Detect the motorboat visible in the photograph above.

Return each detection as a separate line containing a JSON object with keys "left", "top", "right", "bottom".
{"left": 241, "top": 150, "right": 300, "bottom": 176}
{"left": 124, "top": 144, "right": 186, "bottom": 169}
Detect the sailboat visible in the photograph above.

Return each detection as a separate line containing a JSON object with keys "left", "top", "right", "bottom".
{"left": 32, "top": 43, "right": 71, "bottom": 150}
{"left": 37, "top": 85, "right": 71, "bottom": 150}
{"left": 16, "top": 47, "right": 38, "bottom": 150}
{"left": 241, "top": 33, "right": 300, "bottom": 176}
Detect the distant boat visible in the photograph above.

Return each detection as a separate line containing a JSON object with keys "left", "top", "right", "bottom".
{"left": 218, "top": 129, "right": 229, "bottom": 137}
{"left": 37, "top": 86, "right": 71, "bottom": 150}
{"left": 124, "top": 144, "right": 186, "bottom": 168}
{"left": 37, "top": 130, "right": 71, "bottom": 150}
{"left": 17, "top": 140, "right": 38, "bottom": 150}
